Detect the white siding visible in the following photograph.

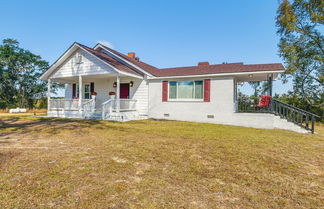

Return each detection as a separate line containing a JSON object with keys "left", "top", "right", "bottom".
{"left": 148, "top": 77, "right": 235, "bottom": 123}
{"left": 51, "top": 49, "right": 115, "bottom": 78}
{"left": 120, "top": 77, "right": 149, "bottom": 115}
{"left": 132, "top": 79, "right": 149, "bottom": 115}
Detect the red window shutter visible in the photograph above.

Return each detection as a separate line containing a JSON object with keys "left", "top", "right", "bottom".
{"left": 162, "top": 81, "right": 168, "bottom": 102}
{"left": 90, "top": 82, "right": 94, "bottom": 93}
{"left": 72, "top": 83, "right": 76, "bottom": 98}
{"left": 204, "top": 79, "right": 210, "bottom": 102}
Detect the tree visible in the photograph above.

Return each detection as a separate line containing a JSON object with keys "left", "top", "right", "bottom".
{"left": 248, "top": 81, "right": 263, "bottom": 104}
{"left": 0, "top": 39, "right": 54, "bottom": 109}
{"left": 276, "top": 0, "right": 324, "bottom": 109}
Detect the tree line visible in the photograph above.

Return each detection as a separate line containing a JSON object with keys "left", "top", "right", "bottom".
{"left": 0, "top": 39, "right": 59, "bottom": 109}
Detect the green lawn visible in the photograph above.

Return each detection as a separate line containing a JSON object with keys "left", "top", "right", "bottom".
{"left": 0, "top": 114, "right": 323, "bottom": 208}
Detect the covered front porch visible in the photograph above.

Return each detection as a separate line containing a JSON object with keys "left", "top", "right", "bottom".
{"left": 232, "top": 72, "right": 318, "bottom": 133}
{"left": 47, "top": 73, "right": 142, "bottom": 121}
{"left": 233, "top": 72, "right": 274, "bottom": 113}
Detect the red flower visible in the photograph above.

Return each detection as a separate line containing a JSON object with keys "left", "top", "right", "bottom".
{"left": 109, "top": 91, "right": 116, "bottom": 95}
{"left": 91, "top": 92, "right": 97, "bottom": 96}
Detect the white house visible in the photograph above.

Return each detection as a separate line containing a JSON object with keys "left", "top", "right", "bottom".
{"left": 40, "top": 42, "right": 317, "bottom": 133}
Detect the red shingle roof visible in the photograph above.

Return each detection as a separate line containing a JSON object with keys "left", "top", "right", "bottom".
{"left": 95, "top": 44, "right": 285, "bottom": 77}
{"left": 155, "top": 63, "right": 285, "bottom": 77}
{"left": 98, "top": 45, "right": 159, "bottom": 75}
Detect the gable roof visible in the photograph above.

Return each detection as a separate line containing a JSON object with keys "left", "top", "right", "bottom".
{"left": 78, "top": 44, "right": 142, "bottom": 77}
{"left": 95, "top": 44, "right": 159, "bottom": 76}
{"left": 40, "top": 43, "right": 142, "bottom": 80}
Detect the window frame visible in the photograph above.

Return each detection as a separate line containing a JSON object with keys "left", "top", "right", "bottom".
{"left": 84, "top": 83, "right": 91, "bottom": 99}
{"left": 167, "top": 80, "right": 204, "bottom": 102}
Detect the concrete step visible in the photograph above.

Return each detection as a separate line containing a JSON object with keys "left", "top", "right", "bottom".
{"left": 273, "top": 116, "right": 310, "bottom": 133}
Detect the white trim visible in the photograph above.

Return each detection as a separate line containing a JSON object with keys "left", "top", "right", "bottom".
{"left": 167, "top": 80, "right": 204, "bottom": 101}
{"left": 148, "top": 70, "right": 285, "bottom": 79}
{"left": 84, "top": 83, "right": 91, "bottom": 99}
{"left": 94, "top": 43, "right": 153, "bottom": 77}
{"left": 167, "top": 99, "right": 204, "bottom": 102}
{"left": 47, "top": 79, "right": 51, "bottom": 111}
{"left": 78, "top": 75, "right": 82, "bottom": 113}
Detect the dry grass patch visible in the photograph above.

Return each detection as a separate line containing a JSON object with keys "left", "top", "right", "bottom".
{"left": 0, "top": 114, "right": 323, "bottom": 208}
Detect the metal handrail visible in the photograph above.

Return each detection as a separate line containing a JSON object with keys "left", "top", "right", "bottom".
{"left": 271, "top": 99, "right": 320, "bottom": 117}
{"left": 270, "top": 99, "right": 319, "bottom": 133}
{"left": 237, "top": 98, "right": 320, "bottom": 133}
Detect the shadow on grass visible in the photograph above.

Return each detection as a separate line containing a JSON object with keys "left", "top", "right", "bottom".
{"left": 0, "top": 116, "right": 137, "bottom": 138}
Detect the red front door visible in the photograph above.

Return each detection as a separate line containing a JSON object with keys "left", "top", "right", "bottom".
{"left": 120, "top": 83, "right": 130, "bottom": 99}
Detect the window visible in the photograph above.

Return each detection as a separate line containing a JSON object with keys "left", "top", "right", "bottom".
{"left": 84, "top": 84, "right": 90, "bottom": 99}
{"left": 168, "top": 80, "right": 204, "bottom": 100}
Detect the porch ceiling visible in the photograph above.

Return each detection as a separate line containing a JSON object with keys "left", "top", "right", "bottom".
{"left": 51, "top": 73, "right": 135, "bottom": 83}
{"left": 234, "top": 72, "right": 280, "bottom": 82}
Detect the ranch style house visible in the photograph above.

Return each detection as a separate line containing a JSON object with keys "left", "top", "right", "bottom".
{"left": 40, "top": 42, "right": 318, "bottom": 133}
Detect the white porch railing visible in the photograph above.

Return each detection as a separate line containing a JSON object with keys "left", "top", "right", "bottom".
{"left": 102, "top": 99, "right": 137, "bottom": 120}
{"left": 49, "top": 99, "right": 91, "bottom": 110}
{"left": 82, "top": 98, "right": 96, "bottom": 118}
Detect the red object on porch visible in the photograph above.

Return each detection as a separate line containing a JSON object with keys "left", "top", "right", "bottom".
{"left": 254, "top": 95, "right": 271, "bottom": 108}
{"left": 162, "top": 81, "right": 168, "bottom": 102}
{"left": 204, "top": 79, "right": 210, "bottom": 102}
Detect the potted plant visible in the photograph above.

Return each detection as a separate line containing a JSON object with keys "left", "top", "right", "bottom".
{"left": 91, "top": 92, "right": 97, "bottom": 99}
{"left": 109, "top": 91, "right": 116, "bottom": 99}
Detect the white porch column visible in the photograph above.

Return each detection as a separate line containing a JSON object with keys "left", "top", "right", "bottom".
{"left": 79, "top": 75, "right": 82, "bottom": 113}
{"left": 116, "top": 74, "right": 120, "bottom": 113}
{"left": 268, "top": 73, "right": 273, "bottom": 96}
{"left": 234, "top": 79, "right": 238, "bottom": 112}
{"left": 47, "top": 78, "right": 51, "bottom": 112}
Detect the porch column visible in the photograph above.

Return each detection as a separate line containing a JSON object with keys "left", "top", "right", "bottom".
{"left": 234, "top": 79, "right": 238, "bottom": 112}
{"left": 116, "top": 74, "right": 120, "bottom": 113}
{"left": 47, "top": 78, "right": 51, "bottom": 112}
{"left": 268, "top": 74, "right": 273, "bottom": 96}
{"left": 79, "top": 75, "right": 82, "bottom": 113}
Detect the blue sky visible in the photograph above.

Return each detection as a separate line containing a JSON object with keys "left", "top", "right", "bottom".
{"left": 0, "top": 0, "right": 291, "bottom": 95}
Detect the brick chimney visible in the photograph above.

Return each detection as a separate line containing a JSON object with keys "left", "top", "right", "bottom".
{"left": 198, "top": 62, "right": 209, "bottom": 66}
{"left": 128, "top": 52, "right": 136, "bottom": 59}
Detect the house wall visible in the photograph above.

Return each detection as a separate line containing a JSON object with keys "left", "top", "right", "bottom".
{"left": 148, "top": 77, "right": 235, "bottom": 123}
{"left": 51, "top": 49, "right": 115, "bottom": 78}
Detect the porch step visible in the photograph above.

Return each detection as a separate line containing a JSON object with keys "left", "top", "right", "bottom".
{"left": 103, "top": 112, "right": 148, "bottom": 122}
{"left": 84, "top": 112, "right": 102, "bottom": 120}
{"left": 273, "top": 116, "right": 310, "bottom": 133}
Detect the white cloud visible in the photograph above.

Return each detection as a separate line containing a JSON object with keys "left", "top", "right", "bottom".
{"left": 97, "top": 40, "right": 114, "bottom": 49}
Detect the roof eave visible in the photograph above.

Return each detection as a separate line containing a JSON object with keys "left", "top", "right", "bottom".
{"left": 148, "top": 69, "right": 285, "bottom": 79}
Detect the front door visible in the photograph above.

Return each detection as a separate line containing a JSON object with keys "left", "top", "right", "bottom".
{"left": 120, "top": 83, "right": 130, "bottom": 99}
